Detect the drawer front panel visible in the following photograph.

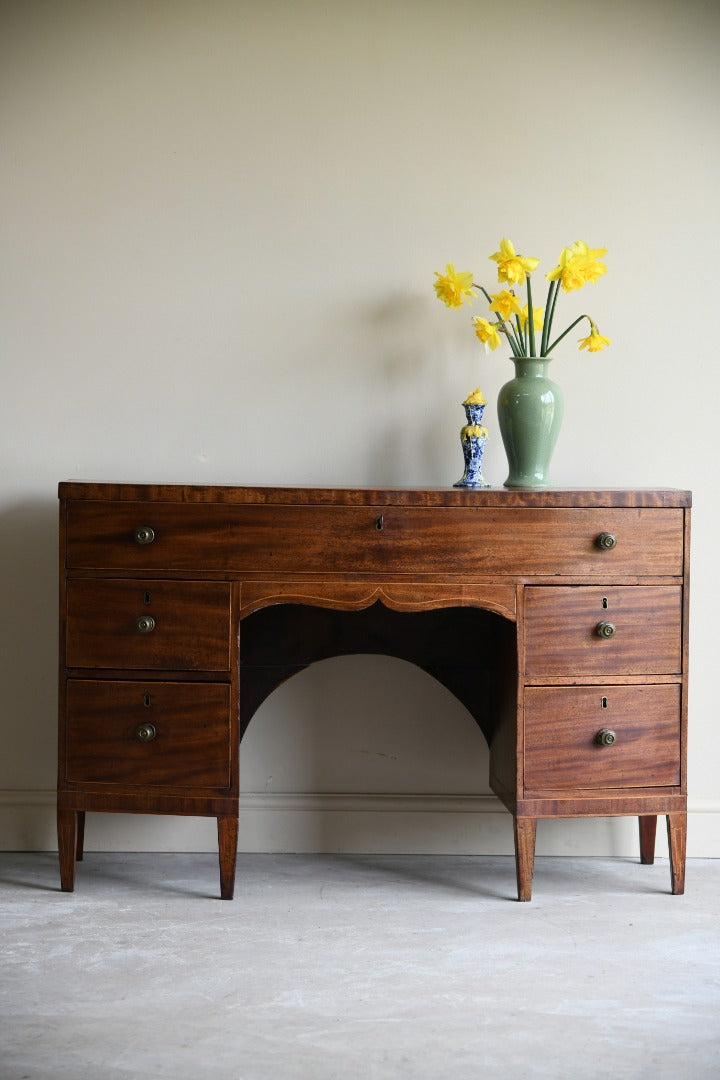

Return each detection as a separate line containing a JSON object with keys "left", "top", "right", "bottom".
{"left": 524, "top": 586, "right": 682, "bottom": 675}
{"left": 66, "top": 502, "right": 684, "bottom": 577}
{"left": 524, "top": 685, "right": 681, "bottom": 791}
{"left": 66, "top": 580, "right": 231, "bottom": 671}
{"left": 65, "top": 680, "right": 232, "bottom": 788}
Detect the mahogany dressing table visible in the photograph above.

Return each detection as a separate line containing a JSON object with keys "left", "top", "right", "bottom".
{"left": 57, "top": 483, "right": 690, "bottom": 901}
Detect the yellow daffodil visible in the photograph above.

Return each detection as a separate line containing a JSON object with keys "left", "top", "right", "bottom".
{"left": 472, "top": 316, "right": 502, "bottom": 351}
{"left": 547, "top": 240, "right": 608, "bottom": 292}
{"left": 519, "top": 304, "right": 544, "bottom": 333}
{"left": 489, "top": 289, "right": 522, "bottom": 321}
{"left": 433, "top": 263, "right": 476, "bottom": 308}
{"left": 573, "top": 241, "right": 608, "bottom": 284}
{"left": 463, "top": 387, "right": 487, "bottom": 405}
{"left": 578, "top": 323, "right": 611, "bottom": 352}
{"left": 489, "top": 238, "right": 540, "bottom": 286}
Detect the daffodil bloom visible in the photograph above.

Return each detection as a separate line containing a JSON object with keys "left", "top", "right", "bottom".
{"left": 472, "top": 316, "right": 502, "bottom": 351}
{"left": 519, "top": 304, "right": 544, "bottom": 333}
{"left": 547, "top": 240, "right": 608, "bottom": 292}
{"left": 573, "top": 241, "right": 608, "bottom": 285}
{"left": 489, "top": 238, "right": 540, "bottom": 286}
{"left": 489, "top": 290, "right": 522, "bottom": 321}
{"left": 546, "top": 252, "right": 587, "bottom": 292}
{"left": 578, "top": 324, "right": 611, "bottom": 352}
{"left": 433, "top": 263, "right": 476, "bottom": 308}
{"left": 463, "top": 387, "right": 487, "bottom": 405}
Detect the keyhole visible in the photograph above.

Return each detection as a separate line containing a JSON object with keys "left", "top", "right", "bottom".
{"left": 601, "top": 696, "right": 608, "bottom": 709}
{"left": 376, "top": 515, "right": 384, "bottom": 531}
{"left": 144, "top": 591, "right": 152, "bottom": 605}
{"left": 601, "top": 597, "right": 608, "bottom": 609}
{"left": 143, "top": 693, "right": 151, "bottom": 708}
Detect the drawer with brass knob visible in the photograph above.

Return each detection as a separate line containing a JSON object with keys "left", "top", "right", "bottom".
{"left": 523, "top": 684, "right": 681, "bottom": 791}
{"left": 65, "top": 579, "right": 232, "bottom": 671}
{"left": 524, "top": 585, "right": 682, "bottom": 676}
{"left": 64, "top": 680, "right": 232, "bottom": 789}
{"left": 65, "top": 501, "right": 684, "bottom": 578}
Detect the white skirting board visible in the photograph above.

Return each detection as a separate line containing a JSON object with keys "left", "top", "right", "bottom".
{"left": 1, "top": 790, "right": 718, "bottom": 856}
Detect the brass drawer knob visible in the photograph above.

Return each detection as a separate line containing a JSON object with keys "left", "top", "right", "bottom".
{"left": 596, "top": 620, "right": 617, "bottom": 639}
{"left": 135, "top": 615, "right": 156, "bottom": 634}
{"left": 135, "top": 722, "right": 157, "bottom": 743}
{"left": 596, "top": 531, "right": 617, "bottom": 550}
{"left": 134, "top": 525, "right": 155, "bottom": 545}
{"left": 595, "top": 727, "right": 617, "bottom": 747}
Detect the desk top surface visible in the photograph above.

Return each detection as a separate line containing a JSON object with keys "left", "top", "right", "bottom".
{"left": 58, "top": 483, "right": 692, "bottom": 509}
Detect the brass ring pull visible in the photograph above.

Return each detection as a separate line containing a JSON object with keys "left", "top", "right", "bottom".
{"left": 596, "top": 532, "right": 617, "bottom": 550}
{"left": 135, "top": 723, "right": 157, "bottom": 743}
{"left": 595, "top": 728, "right": 617, "bottom": 747}
{"left": 596, "top": 620, "right": 617, "bottom": 639}
{"left": 136, "top": 615, "right": 156, "bottom": 634}
{"left": 134, "top": 525, "right": 155, "bottom": 545}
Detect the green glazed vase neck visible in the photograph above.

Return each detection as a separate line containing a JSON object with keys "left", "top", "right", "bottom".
{"left": 510, "top": 356, "right": 551, "bottom": 377}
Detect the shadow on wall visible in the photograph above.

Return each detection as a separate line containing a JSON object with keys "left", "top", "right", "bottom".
{"left": 359, "top": 292, "right": 472, "bottom": 486}
{"left": 0, "top": 498, "right": 59, "bottom": 802}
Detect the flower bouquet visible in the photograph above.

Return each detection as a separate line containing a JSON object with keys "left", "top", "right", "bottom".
{"left": 434, "top": 237, "right": 610, "bottom": 356}
{"left": 434, "top": 238, "right": 610, "bottom": 487}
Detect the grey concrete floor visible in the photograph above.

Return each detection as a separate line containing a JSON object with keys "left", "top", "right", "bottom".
{"left": 1, "top": 853, "right": 719, "bottom": 1080}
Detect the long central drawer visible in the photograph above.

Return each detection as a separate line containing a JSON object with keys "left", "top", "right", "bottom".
{"left": 65, "top": 502, "right": 684, "bottom": 577}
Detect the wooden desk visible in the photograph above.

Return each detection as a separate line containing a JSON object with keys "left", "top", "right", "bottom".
{"left": 57, "top": 484, "right": 690, "bottom": 901}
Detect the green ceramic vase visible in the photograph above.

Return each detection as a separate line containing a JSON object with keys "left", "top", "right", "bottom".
{"left": 497, "top": 356, "right": 563, "bottom": 488}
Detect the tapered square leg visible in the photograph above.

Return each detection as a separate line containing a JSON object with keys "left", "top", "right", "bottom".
{"left": 514, "top": 817, "right": 537, "bottom": 902}
{"left": 57, "top": 809, "right": 78, "bottom": 892}
{"left": 639, "top": 815, "right": 657, "bottom": 865}
{"left": 217, "top": 815, "right": 238, "bottom": 900}
{"left": 76, "top": 810, "right": 86, "bottom": 861}
{"left": 666, "top": 813, "right": 687, "bottom": 895}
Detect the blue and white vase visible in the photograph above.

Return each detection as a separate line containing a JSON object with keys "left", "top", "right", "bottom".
{"left": 454, "top": 399, "right": 490, "bottom": 488}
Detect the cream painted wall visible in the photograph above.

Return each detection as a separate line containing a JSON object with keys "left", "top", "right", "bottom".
{"left": 1, "top": 0, "right": 718, "bottom": 857}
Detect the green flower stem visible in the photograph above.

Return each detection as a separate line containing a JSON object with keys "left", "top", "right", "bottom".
{"left": 506, "top": 325, "right": 524, "bottom": 355}
{"left": 540, "top": 280, "right": 559, "bottom": 356}
{"left": 546, "top": 280, "right": 561, "bottom": 353}
{"left": 540, "top": 282, "right": 549, "bottom": 355}
{"left": 514, "top": 314, "right": 526, "bottom": 356}
{"left": 545, "top": 313, "right": 588, "bottom": 355}
{"left": 478, "top": 286, "right": 523, "bottom": 354}
{"left": 526, "top": 274, "right": 537, "bottom": 356}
